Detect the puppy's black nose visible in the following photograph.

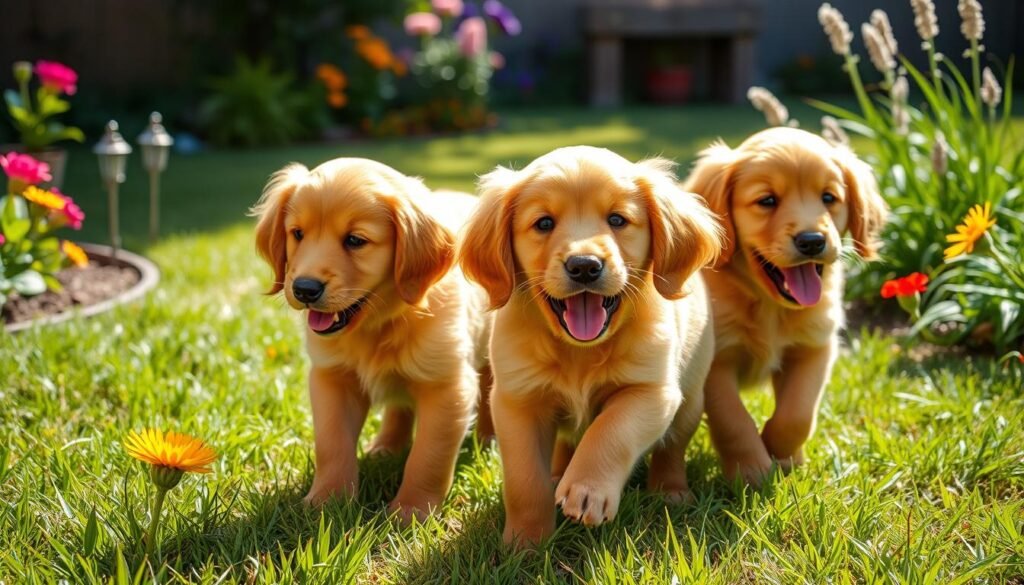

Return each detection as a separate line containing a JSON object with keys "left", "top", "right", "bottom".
{"left": 793, "top": 232, "right": 827, "bottom": 257}
{"left": 564, "top": 255, "right": 604, "bottom": 284}
{"left": 292, "top": 277, "right": 325, "bottom": 303}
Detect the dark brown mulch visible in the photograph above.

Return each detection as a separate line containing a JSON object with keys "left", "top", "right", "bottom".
{"left": 3, "top": 259, "right": 140, "bottom": 325}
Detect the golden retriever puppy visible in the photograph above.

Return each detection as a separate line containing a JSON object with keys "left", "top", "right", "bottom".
{"left": 459, "top": 146, "right": 723, "bottom": 546}
{"left": 683, "top": 127, "right": 887, "bottom": 484}
{"left": 252, "top": 158, "right": 492, "bottom": 522}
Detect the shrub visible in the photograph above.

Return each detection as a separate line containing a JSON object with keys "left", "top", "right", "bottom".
{"left": 199, "top": 57, "right": 328, "bottom": 147}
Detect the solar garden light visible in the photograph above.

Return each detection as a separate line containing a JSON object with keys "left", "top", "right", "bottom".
{"left": 93, "top": 120, "right": 132, "bottom": 257}
{"left": 137, "top": 112, "right": 174, "bottom": 242}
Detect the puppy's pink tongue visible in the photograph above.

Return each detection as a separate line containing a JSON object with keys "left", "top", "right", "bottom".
{"left": 562, "top": 292, "right": 607, "bottom": 341}
{"left": 780, "top": 264, "right": 822, "bottom": 306}
{"left": 307, "top": 310, "right": 335, "bottom": 332}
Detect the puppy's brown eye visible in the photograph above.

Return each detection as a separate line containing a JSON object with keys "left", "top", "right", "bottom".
{"left": 822, "top": 192, "right": 838, "bottom": 204}
{"left": 757, "top": 195, "right": 778, "bottom": 208}
{"left": 344, "top": 234, "right": 367, "bottom": 249}
{"left": 608, "top": 213, "right": 627, "bottom": 228}
{"left": 534, "top": 217, "right": 555, "bottom": 232}
{"left": 292, "top": 228, "right": 304, "bottom": 241}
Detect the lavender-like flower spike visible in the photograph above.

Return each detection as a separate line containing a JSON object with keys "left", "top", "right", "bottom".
{"left": 958, "top": 0, "right": 985, "bottom": 42}
{"left": 818, "top": 3, "right": 853, "bottom": 56}
{"left": 821, "top": 116, "right": 850, "bottom": 146}
{"left": 910, "top": 0, "right": 939, "bottom": 42}
{"left": 483, "top": 0, "right": 522, "bottom": 36}
{"left": 870, "top": 10, "right": 898, "bottom": 57}
{"left": 931, "top": 132, "right": 948, "bottom": 176}
{"left": 980, "top": 67, "right": 1002, "bottom": 108}
{"left": 747, "top": 87, "right": 789, "bottom": 127}
{"left": 891, "top": 76, "right": 909, "bottom": 103}
{"left": 862, "top": 23, "right": 896, "bottom": 74}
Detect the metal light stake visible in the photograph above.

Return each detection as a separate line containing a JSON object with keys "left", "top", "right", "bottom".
{"left": 137, "top": 112, "right": 174, "bottom": 242}
{"left": 93, "top": 121, "right": 132, "bottom": 257}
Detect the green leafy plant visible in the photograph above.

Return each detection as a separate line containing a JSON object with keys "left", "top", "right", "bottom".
{"left": 199, "top": 57, "right": 327, "bottom": 147}
{"left": 4, "top": 61, "right": 85, "bottom": 151}
{"left": 0, "top": 152, "right": 88, "bottom": 306}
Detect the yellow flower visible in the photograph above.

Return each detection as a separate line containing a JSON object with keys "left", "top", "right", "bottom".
{"left": 944, "top": 201, "right": 996, "bottom": 259}
{"left": 22, "top": 186, "right": 66, "bottom": 211}
{"left": 62, "top": 241, "right": 88, "bottom": 267}
{"left": 124, "top": 429, "right": 218, "bottom": 474}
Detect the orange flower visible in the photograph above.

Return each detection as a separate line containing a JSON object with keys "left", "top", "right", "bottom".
{"left": 124, "top": 429, "right": 218, "bottom": 474}
{"left": 22, "top": 186, "right": 66, "bottom": 211}
{"left": 62, "top": 241, "right": 88, "bottom": 267}
{"left": 345, "top": 25, "right": 371, "bottom": 40}
{"left": 392, "top": 59, "right": 408, "bottom": 77}
{"left": 315, "top": 63, "right": 347, "bottom": 90}
{"left": 356, "top": 38, "right": 394, "bottom": 70}
{"left": 327, "top": 91, "right": 348, "bottom": 109}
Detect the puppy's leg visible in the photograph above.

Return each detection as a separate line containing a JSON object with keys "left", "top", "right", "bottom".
{"left": 493, "top": 387, "right": 557, "bottom": 547}
{"left": 647, "top": 386, "right": 703, "bottom": 504}
{"left": 388, "top": 369, "right": 476, "bottom": 523}
{"left": 550, "top": 438, "right": 575, "bottom": 484}
{"left": 556, "top": 385, "right": 678, "bottom": 526}
{"left": 305, "top": 367, "right": 369, "bottom": 505}
{"left": 367, "top": 406, "right": 414, "bottom": 456}
{"left": 762, "top": 341, "right": 836, "bottom": 470}
{"left": 474, "top": 365, "right": 495, "bottom": 443}
{"left": 704, "top": 361, "right": 772, "bottom": 485}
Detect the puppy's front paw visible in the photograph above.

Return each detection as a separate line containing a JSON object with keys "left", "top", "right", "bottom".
{"left": 303, "top": 469, "right": 359, "bottom": 506}
{"left": 774, "top": 447, "right": 806, "bottom": 472}
{"left": 388, "top": 493, "right": 442, "bottom": 525}
{"left": 555, "top": 477, "right": 621, "bottom": 526}
{"left": 720, "top": 448, "right": 773, "bottom": 487}
{"left": 502, "top": 520, "right": 552, "bottom": 548}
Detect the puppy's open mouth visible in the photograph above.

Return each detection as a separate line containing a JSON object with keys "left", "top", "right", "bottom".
{"left": 306, "top": 297, "right": 367, "bottom": 335}
{"left": 755, "top": 252, "right": 824, "bottom": 306}
{"left": 547, "top": 292, "right": 621, "bottom": 342}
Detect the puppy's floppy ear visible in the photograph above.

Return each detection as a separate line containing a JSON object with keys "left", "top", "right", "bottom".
{"left": 386, "top": 179, "right": 456, "bottom": 306}
{"left": 251, "top": 163, "right": 307, "bottom": 294}
{"left": 635, "top": 158, "right": 724, "bottom": 300}
{"left": 835, "top": 147, "right": 888, "bottom": 260}
{"left": 458, "top": 166, "right": 520, "bottom": 309}
{"left": 682, "top": 142, "right": 737, "bottom": 268}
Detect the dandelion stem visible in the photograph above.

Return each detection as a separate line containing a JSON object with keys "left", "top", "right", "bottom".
{"left": 144, "top": 487, "right": 168, "bottom": 558}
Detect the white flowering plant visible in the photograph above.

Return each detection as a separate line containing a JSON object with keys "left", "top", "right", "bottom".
{"left": 750, "top": 2, "right": 1024, "bottom": 353}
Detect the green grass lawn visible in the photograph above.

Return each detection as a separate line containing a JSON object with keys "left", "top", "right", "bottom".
{"left": 2, "top": 105, "right": 1023, "bottom": 583}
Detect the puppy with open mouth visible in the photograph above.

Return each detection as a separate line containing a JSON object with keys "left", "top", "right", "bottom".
{"left": 252, "top": 158, "right": 492, "bottom": 523}
{"left": 684, "top": 127, "right": 887, "bottom": 484}
{"left": 459, "top": 146, "right": 723, "bottom": 546}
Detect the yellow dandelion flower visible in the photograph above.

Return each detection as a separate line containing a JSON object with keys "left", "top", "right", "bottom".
{"left": 62, "top": 241, "right": 88, "bottom": 267}
{"left": 22, "top": 186, "right": 66, "bottom": 211}
{"left": 125, "top": 429, "right": 218, "bottom": 474}
{"left": 944, "top": 201, "right": 996, "bottom": 259}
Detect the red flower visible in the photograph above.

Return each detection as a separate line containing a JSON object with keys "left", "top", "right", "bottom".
{"left": 35, "top": 60, "right": 78, "bottom": 95}
{"left": 881, "top": 272, "right": 929, "bottom": 298}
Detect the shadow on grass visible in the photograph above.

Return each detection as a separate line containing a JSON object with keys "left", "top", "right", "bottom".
{"left": 394, "top": 448, "right": 777, "bottom": 584}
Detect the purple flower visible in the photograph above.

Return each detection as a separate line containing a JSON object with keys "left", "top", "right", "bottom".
{"left": 483, "top": 0, "right": 521, "bottom": 36}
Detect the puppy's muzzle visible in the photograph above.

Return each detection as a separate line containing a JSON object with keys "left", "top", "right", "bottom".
{"left": 293, "top": 277, "right": 325, "bottom": 304}
{"left": 564, "top": 255, "right": 604, "bottom": 284}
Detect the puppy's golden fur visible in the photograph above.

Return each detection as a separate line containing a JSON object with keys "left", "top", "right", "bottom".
{"left": 683, "top": 127, "right": 886, "bottom": 483}
{"left": 253, "top": 158, "right": 492, "bottom": 522}
{"left": 459, "top": 146, "right": 723, "bottom": 545}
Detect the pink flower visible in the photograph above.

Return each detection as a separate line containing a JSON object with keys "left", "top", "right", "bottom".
{"left": 432, "top": 0, "right": 463, "bottom": 18}
{"left": 456, "top": 17, "right": 488, "bottom": 57}
{"left": 52, "top": 189, "right": 85, "bottom": 230}
{"left": 35, "top": 61, "right": 78, "bottom": 95}
{"left": 489, "top": 51, "right": 506, "bottom": 70}
{"left": 404, "top": 12, "right": 442, "bottom": 36}
{"left": 1, "top": 152, "right": 52, "bottom": 186}
{"left": 0, "top": 233, "right": 5, "bottom": 245}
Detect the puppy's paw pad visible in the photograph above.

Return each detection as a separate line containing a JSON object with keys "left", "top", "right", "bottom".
{"left": 555, "top": 481, "right": 619, "bottom": 526}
